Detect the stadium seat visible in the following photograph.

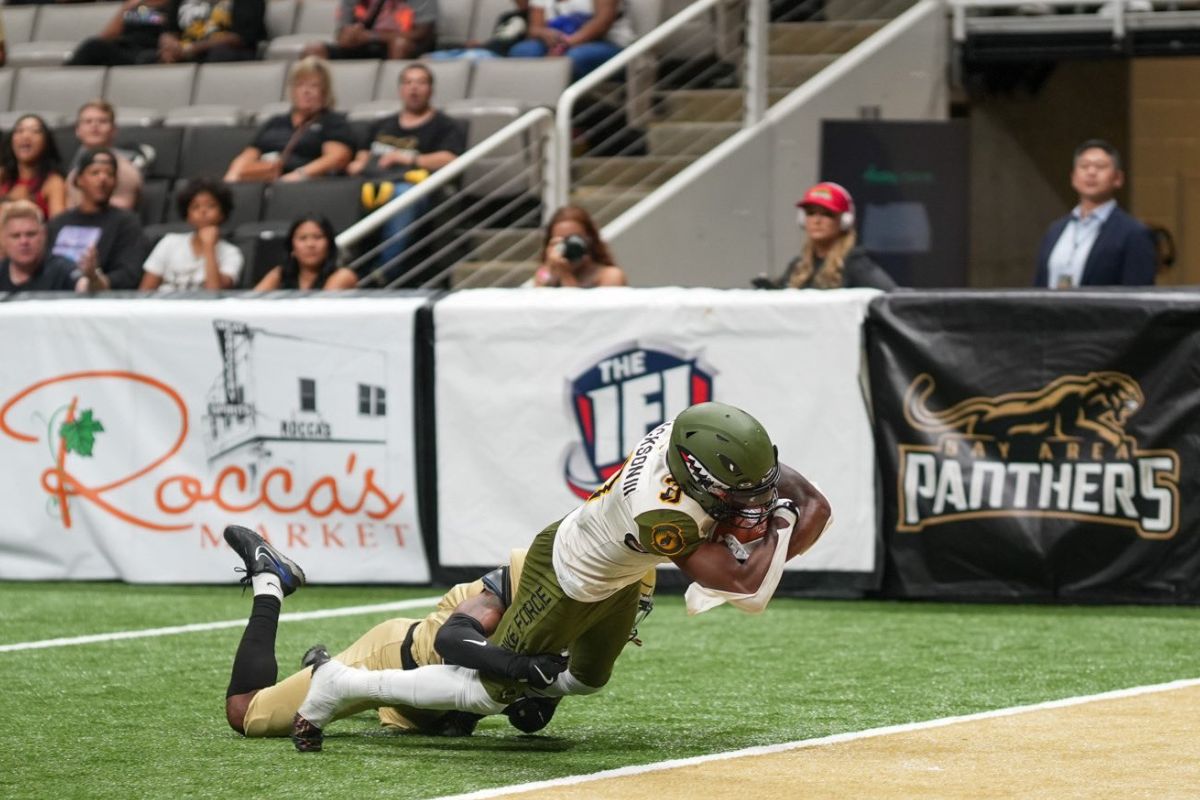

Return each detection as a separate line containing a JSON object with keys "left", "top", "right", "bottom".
{"left": 375, "top": 58, "right": 472, "bottom": 102}
{"left": 117, "top": 126, "right": 185, "bottom": 180}
{"left": 168, "top": 179, "right": 265, "bottom": 229}
{"left": 0, "top": 70, "right": 14, "bottom": 115}
{"left": 468, "top": 58, "right": 570, "bottom": 107}
{"left": 0, "top": 6, "right": 37, "bottom": 46}
{"left": 12, "top": 67, "right": 107, "bottom": 118}
{"left": 262, "top": 177, "right": 364, "bottom": 231}
{"left": 178, "top": 125, "right": 258, "bottom": 178}
{"left": 106, "top": 65, "right": 198, "bottom": 116}
{"left": 164, "top": 106, "right": 246, "bottom": 127}
{"left": 9, "top": 3, "right": 122, "bottom": 67}
{"left": 252, "top": 101, "right": 291, "bottom": 125}
{"left": 265, "top": 0, "right": 299, "bottom": 39}
{"left": 138, "top": 178, "right": 171, "bottom": 226}
{"left": 232, "top": 221, "right": 291, "bottom": 288}
{"left": 437, "top": 0, "right": 476, "bottom": 49}
{"left": 190, "top": 61, "right": 288, "bottom": 112}
{"left": 0, "top": 110, "right": 67, "bottom": 129}
{"left": 265, "top": 0, "right": 337, "bottom": 57}
{"left": 329, "top": 60, "right": 380, "bottom": 110}
{"left": 444, "top": 100, "right": 529, "bottom": 199}
{"left": 348, "top": 100, "right": 399, "bottom": 123}
{"left": 469, "top": 0, "right": 515, "bottom": 45}
{"left": 116, "top": 108, "right": 165, "bottom": 128}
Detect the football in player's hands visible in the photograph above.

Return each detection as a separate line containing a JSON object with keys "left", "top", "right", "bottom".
{"left": 713, "top": 517, "right": 772, "bottom": 562}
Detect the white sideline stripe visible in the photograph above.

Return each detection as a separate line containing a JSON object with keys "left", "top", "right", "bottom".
{"left": 0, "top": 596, "right": 441, "bottom": 653}
{"left": 431, "top": 676, "right": 1200, "bottom": 800}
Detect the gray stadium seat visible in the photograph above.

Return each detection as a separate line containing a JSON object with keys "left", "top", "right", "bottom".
{"left": 169, "top": 179, "right": 264, "bottom": 229}
{"left": 264, "top": 34, "right": 325, "bottom": 61}
{"left": 106, "top": 65, "right": 198, "bottom": 115}
{"left": 0, "top": 70, "right": 14, "bottom": 114}
{"left": 232, "top": 221, "right": 291, "bottom": 288}
{"left": 0, "top": 110, "right": 68, "bottom": 130}
{"left": 444, "top": 99, "right": 528, "bottom": 198}
{"left": 0, "top": 6, "right": 38, "bottom": 46}
{"left": 627, "top": 0, "right": 664, "bottom": 37}
{"left": 191, "top": 61, "right": 288, "bottom": 112}
{"left": 329, "top": 60, "right": 380, "bottom": 109}
{"left": 263, "top": 177, "right": 364, "bottom": 231}
{"left": 138, "top": 178, "right": 171, "bottom": 226}
{"left": 469, "top": 0, "right": 515, "bottom": 45}
{"left": 115, "top": 108, "right": 165, "bottom": 128}
{"left": 9, "top": 2, "right": 122, "bottom": 67}
{"left": 164, "top": 106, "right": 246, "bottom": 127}
{"left": 12, "top": 67, "right": 107, "bottom": 117}
{"left": 437, "top": 0, "right": 476, "bottom": 49}
{"left": 468, "top": 58, "right": 570, "bottom": 107}
{"left": 252, "top": 101, "right": 292, "bottom": 125}
{"left": 266, "top": 0, "right": 299, "bottom": 39}
{"left": 348, "top": 100, "right": 399, "bottom": 123}
{"left": 294, "top": 0, "right": 339, "bottom": 35}
{"left": 116, "top": 126, "right": 185, "bottom": 179}
{"left": 178, "top": 125, "right": 258, "bottom": 178}
{"left": 375, "top": 59, "right": 472, "bottom": 103}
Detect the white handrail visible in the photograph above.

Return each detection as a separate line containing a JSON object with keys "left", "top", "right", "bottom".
{"left": 949, "top": 0, "right": 1144, "bottom": 42}
{"left": 553, "top": 0, "right": 740, "bottom": 207}
{"left": 335, "top": 107, "right": 557, "bottom": 253}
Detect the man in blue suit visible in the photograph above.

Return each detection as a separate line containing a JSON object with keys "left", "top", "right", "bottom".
{"left": 1034, "top": 140, "right": 1157, "bottom": 288}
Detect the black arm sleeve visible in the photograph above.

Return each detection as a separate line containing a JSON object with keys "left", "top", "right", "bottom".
{"left": 434, "top": 613, "right": 527, "bottom": 680}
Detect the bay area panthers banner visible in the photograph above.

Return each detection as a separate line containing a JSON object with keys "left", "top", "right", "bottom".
{"left": 0, "top": 297, "right": 429, "bottom": 583}
{"left": 867, "top": 291, "right": 1199, "bottom": 602}
{"left": 435, "top": 288, "right": 880, "bottom": 591}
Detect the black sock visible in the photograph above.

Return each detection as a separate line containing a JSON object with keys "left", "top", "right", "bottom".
{"left": 225, "top": 595, "right": 282, "bottom": 698}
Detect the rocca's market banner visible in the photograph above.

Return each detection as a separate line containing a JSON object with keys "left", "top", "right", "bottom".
{"left": 867, "top": 291, "right": 1200, "bottom": 602}
{"left": 0, "top": 297, "right": 430, "bottom": 583}
{"left": 435, "top": 288, "right": 881, "bottom": 591}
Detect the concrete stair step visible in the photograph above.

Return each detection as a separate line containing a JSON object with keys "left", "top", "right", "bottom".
{"left": 468, "top": 228, "right": 543, "bottom": 262}
{"left": 450, "top": 260, "right": 538, "bottom": 289}
{"left": 569, "top": 186, "right": 655, "bottom": 226}
{"left": 657, "top": 89, "right": 745, "bottom": 122}
{"left": 768, "top": 20, "right": 887, "bottom": 54}
{"left": 575, "top": 155, "right": 697, "bottom": 187}
{"left": 824, "top": 0, "right": 915, "bottom": 20}
{"left": 646, "top": 121, "right": 739, "bottom": 156}
{"left": 769, "top": 54, "right": 839, "bottom": 88}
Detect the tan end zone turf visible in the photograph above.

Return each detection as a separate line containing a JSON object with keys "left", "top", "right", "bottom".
{"left": 509, "top": 685, "right": 1200, "bottom": 799}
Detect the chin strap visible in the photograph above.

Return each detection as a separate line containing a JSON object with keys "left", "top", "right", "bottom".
{"left": 685, "top": 500, "right": 800, "bottom": 616}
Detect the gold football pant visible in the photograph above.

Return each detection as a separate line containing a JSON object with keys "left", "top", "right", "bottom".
{"left": 242, "top": 617, "right": 448, "bottom": 737}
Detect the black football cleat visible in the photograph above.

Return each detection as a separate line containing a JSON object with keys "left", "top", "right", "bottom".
{"left": 224, "top": 525, "right": 306, "bottom": 596}
{"left": 503, "top": 696, "right": 561, "bottom": 734}
{"left": 291, "top": 712, "right": 324, "bottom": 753}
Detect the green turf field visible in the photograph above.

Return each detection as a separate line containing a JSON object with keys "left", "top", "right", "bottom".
{"left": 2, "top": 581, "right": 1197, "bottom": 799}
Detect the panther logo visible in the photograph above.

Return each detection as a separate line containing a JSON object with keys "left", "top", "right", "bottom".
{"left": 903, "top": 371, "right": 1144, "bottom": 448}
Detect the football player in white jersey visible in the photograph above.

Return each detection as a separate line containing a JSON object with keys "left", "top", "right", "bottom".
{"left": 291, "top": 401, "right": 831, "bottom": 751}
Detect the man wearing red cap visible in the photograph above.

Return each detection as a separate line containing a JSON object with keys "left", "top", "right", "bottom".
{"left": 770, "top": 181, "right": 894, "bottom": 290}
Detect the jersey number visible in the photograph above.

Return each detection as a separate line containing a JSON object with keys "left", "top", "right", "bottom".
{"left": 659, "top": 475, "right": 682, "bottom": 505}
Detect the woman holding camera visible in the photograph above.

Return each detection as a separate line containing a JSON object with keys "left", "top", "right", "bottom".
{"left": 532, "top": 205, "right": 626, "bottom": 287}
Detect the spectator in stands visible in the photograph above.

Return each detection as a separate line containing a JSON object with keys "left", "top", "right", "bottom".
{"left": 532, "top": 205, "right": 626, "bottom": 287}
{"left": 305, "top": 0, "right": 436, "bottom": 60}
{"left": 67, "top": 101, "right": 144, "bottom": 212}
{"left": 48, "top": 149, "right": 149, "bottom": 293}
{"left": 1034, "top": 139, "right": 1156, "bottom": 288}
{"left": 0, "top": 115, "right": 67, "bottom": 221}
{"left": 508, "top": 0, "right": 634, "bottom": 81}
{"left": 253, "top": 215, "right": 358, "bottom": 291}
{"left": 772, "top": 182, "right": 895, "bottom": 290}
{"left": 69, "top": 0, "right": 172, "bottom": 66}
{"left": 0, "top": 201, "right": 77, "bottom": 293}
{"left": 224, "top": 58, "right": 356, "bottom": 183}
{"left": 139, "top": 178, "right": 243, "bottom": 290}
{"left": 427, "top": 0, "right": 529, "bottom": 60}
{"left": 349, "top": 62, "right": 466, "bottom": 271}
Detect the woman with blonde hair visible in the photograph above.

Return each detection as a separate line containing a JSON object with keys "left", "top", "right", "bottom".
{"left": 225, "top": 57, "right": 356, "bottom": 183}
{"left": 778, "top": 182, "right": 895, "bottom": 290}
{"left": 532, "top": 205, "right": 626, "bottom": 287}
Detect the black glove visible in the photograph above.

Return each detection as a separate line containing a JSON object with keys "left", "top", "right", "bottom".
{"left": 510, "top": 652, "right": 568, "bottom": 690}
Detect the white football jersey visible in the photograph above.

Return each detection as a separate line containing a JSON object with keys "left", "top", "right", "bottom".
{"left": 552, "top": 421, "right": 714, "bottom": 601}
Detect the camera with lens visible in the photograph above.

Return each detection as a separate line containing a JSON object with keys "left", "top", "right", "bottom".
{"left": 559, "top": 234, "right": 589, "bottom": 265}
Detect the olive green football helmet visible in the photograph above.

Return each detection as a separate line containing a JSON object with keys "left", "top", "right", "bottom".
{"left": 666, "top": 402, "right": 779, "bottom": 523}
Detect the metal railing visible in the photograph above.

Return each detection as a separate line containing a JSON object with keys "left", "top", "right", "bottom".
{"left": 950, "top": 0, "right": 1200, "bottom": 41}
{"left": 336, "top": 107, "right": 558, "bottom": 290}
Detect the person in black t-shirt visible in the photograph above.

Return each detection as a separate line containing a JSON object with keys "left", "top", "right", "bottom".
{"left": 47, "top": 149, "right": 149, "bottom": 292}
{"left": 70, "top": 0, "right": 265, "bottom": 66}
{"left": 347, "top": 63, "right": 466, "bottom": 279}
{"left": 225, "top": 58, "right": 357, "bottom": 183}
{"left": 0, "top": 201, "right": 77, "bottom": 294}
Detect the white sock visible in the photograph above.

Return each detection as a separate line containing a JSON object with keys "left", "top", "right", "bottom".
{"left": 251, "top": 571, "right": 284, "bottom": 601}
{"left": 543, "top": 669, "right": 602, "bottom": 698}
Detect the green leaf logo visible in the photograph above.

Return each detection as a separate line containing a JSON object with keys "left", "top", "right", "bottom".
{"left": 60, "top": 409, "right": 105, "bottom": 457}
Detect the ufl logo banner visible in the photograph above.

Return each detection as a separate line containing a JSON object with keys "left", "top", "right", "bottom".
{"left": 562, "top": 343, "right": 714, "bottom": 499}
{"left": 897, "top": 371, "right": 1180, "bottom": 539}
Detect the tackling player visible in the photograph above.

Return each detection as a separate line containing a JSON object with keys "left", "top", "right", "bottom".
{"left": 292, "top": 402, "right": 832, "bottom": 751}
{"left": 222, "top": 527, "right": 653, "bottom": 739}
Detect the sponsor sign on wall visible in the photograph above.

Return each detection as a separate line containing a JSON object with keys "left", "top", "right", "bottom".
{"left": 435, "top": 288, "right": 880, "bottom": 585}
{"left": 868, "top": 292, "right": 1198, "bottom": 601}
{"left": 0, "top": 298, "right": 429, "bottom": 583}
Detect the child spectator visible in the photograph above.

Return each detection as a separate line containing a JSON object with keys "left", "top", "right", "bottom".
{"left": 139, "top": 178, "right": 243, "bottom": 290}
